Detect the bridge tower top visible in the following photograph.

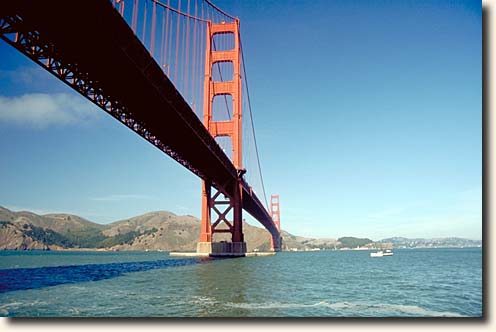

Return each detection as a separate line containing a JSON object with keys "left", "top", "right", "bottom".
{"left": 202, "top": 19, "right": 242, "bottom": 169}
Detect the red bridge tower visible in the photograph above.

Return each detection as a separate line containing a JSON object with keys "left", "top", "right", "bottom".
{"left": 197, "top": 20, "right": 246, "bottom": 256}
{"left": 270, "top": 195, "right": 282, "bottom": 251}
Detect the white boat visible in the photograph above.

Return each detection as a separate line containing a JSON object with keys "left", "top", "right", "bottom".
{"left": 370, "top": 251, "right": 383, "bottom": 257}
{"left": 370, "top": 249, "right": 393, "bottom": 257}
{"left": 383, "top": 249, "right": 393, "bottom": 256}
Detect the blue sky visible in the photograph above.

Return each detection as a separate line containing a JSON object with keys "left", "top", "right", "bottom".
{"left": 0, "top": 0, "right": 481, "bottom": 240}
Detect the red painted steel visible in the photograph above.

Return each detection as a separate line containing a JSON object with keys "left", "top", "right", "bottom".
{"left": 270, "top": 195, "right": 281, "bottom": 251}
{"left": 200, "top": 20, "right": 244, "bottom": 246}
{"left": 271, "top": 195, "right": 281, "bottom": 231}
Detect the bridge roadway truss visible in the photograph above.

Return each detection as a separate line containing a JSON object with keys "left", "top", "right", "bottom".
{"left": 0, "top": 0, "right": 281, "bottom": 251}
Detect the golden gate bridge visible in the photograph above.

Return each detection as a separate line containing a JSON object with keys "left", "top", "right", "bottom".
{"left": 0, "top": 0, "right": 281, "bottom": 256}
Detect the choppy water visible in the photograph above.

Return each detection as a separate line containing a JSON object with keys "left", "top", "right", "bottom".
{"left": 0, "top": 248, "right": 482, "bottom": 317}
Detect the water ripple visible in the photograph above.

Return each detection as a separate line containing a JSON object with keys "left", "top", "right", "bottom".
{"left": 225, "top": 301, "right": 467, "bottom": 317}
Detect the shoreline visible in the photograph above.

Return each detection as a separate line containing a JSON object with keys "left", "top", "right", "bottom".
{"left": 0, "top": 246, "right": 483, "bottom": 252}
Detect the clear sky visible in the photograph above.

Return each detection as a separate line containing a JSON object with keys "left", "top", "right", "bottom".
{"left": 0, "top": 0, "right": 481, "bottom": 240}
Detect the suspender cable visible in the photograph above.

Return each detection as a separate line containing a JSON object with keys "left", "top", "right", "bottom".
{"left": 142, "top": 0, "right": 147, "bottom": 43}
{"left": 180, "top": 12, "right": 187, "bottom": 93}
{"left": 191, "top": 0, "right": 198, "bottom": 112}
{"left": 166, "top": 3, "right": 173, "bottom": 77}
{"left": 132, "top": 0, "right": 138, "bottom": 33}
{"left": 204, "top": 0, "right": 237, "bottom": 21}
{"left": 151, "top": 0, "right": 209, "bottom": 23}
{"left": 150, "top": 0, "right": 157, "bottom": 55}
{"left": 184, "top": 0, "right": 191, "bottom": 101}
{"left": 160, "top": 7, "right": 166, "bottom": 69}
{"left": 164, "top": 0, "right": 170, "bottom": 74}
{"left": 174, "top": 0, "right": 181, "bottom": 84}
{"left": 120, "top": 0, "right": 125, "bottom": 16}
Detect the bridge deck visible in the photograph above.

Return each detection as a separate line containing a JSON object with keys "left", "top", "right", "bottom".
{"left": 0, "top": 0, "right": 279, "bottom": 242}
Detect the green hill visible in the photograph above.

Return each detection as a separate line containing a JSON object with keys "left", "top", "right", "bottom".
{"left": 337, "top": 236, "right": 373, "bottom": 248}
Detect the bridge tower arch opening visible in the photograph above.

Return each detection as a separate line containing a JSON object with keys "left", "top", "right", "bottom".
{"left": 197, "top": 19, "right": 246, "bottom": 256}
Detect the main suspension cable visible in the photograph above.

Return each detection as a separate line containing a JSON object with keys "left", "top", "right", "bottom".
{"left": 239, "top": 34, "right": 269, "bottom": 210}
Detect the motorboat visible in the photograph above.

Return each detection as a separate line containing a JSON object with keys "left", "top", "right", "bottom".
{"left": 383, "top": 249, "right": 393, "bottom": 256}
{"left": 370, "top": 249, "right": 393, "bottom": 257}
{"left": 370, "top": 251, "right": 383, "bottom": 257}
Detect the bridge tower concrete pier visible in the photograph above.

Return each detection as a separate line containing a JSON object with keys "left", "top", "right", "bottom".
{"left": 197, "top": 19, "right": 246, "bottom": 257}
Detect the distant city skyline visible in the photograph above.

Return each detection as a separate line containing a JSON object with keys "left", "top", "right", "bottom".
{"left": 0, "top": 0, "right": 482, "bottom": 240}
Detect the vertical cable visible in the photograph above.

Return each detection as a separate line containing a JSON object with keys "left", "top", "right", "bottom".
{"left": 132, "top": 0, "right": 138, "bottom": 33}
{"left": 180, "top": 14, "right": 187, "bottom": 92}
{"left": 160, "top": 8, "right": 167, "bottom": 72}
{"left": 120, "top": 0, "right": 125, "bottom": 16}
{"left": 191, "top": 0, "right": 198, "bottom": 113}
{"left": 199, "top": 3, "right": 205, "bottom": 117}
{"left": 166, "top": 6, "right": 173, "bottom": 77}
{"left": 206, "top": 0, "right": 210, "bottom": 22}
{"left": 174, "top": 0, "right": 182, "bottom": 84}
{"left": 142, "top": 0, "right": 147, "bottom": 43}
{"left": 150, "top": 0, "right": 157, "bottom": 56}
{"left": 184, "top": 0, "right": 191, "bottom": 102}
{"left": 164, "top": 0, "right": 171, "bottom": 76}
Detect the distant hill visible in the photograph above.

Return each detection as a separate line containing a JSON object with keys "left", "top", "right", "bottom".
{"left": 0, "top": 206, "right": 105, "bottom": 250}
{"left": 380, "top": 237, "right": 482, "bottom": 249}
{"left": 337, "top": 236, "right": 373, "bottom": 249}
{"left": 0, "top": 206, "right": 483, "bottom": 251}
{"left": 0, "top": 206, "right": 283, "bottom": 251}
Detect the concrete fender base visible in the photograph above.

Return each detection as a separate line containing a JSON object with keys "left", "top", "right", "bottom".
{"left": 196, "top": 241, "right": 247, "bottom": 257}
{"left": 170, "top": 248, "right": 276, "bottom": 257}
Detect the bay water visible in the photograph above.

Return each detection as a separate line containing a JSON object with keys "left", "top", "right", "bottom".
{"left": 0, "top": 248, "right": 482, "bottom": 317}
